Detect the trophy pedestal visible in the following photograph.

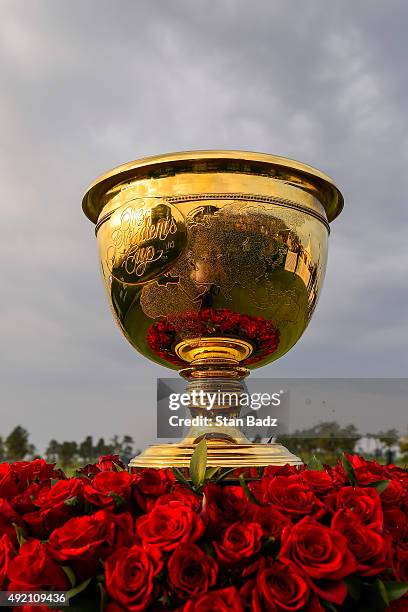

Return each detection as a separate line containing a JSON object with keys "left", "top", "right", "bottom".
{"left": 129, "top": 441, "right": 302, "bottom": 469}
{"left": 130, "top": 345, "right": 304, "bottom": 471}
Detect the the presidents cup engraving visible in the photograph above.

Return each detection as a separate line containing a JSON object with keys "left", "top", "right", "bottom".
{"left": 106, "top": 199, "right": 187, "bottom": 284}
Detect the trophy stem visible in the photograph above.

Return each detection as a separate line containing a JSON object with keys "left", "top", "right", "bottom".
{"left": 129, "top": 337, "right": 302, "bottom": 470}
{"left": 179, "top": 377, "right": 252, "bottom": 446}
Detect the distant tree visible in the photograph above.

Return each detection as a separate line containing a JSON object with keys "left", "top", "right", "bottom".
{"left": 376, "top": 429, "right": 399, "bottom": 449}
{"left": 45, "top": 439, "right": 60, "bottom": 463}
{"left": 104, "top": 435, "right": 135, "bottom": 463}
{"left": 280, "top": 421, "right": 360, "bottom": 463}
{"left": 5, "top": 426, "right": 35, "bottom": 461}
{"left": 400, "top": 434, "right": 408, "bottom": 464}
{"left": 57, "top": 441, "right": 78, "bottom": 466}
{"left": 110, "top": 435, "right": 122, "bottom": 455}
{"left": 121, "top": 435, "right": 134, "bottom": 464}
{"left": 78, "top": 436, "right": 95, "bottom": 463}
{"left": 95, "top": 437, "right": 112, "bottom": 458}
{"left": 376, "top": 429, "right": 400, "bottom": 465}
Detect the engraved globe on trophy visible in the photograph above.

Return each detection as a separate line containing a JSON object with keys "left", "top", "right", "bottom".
{"left": 82, "top": 151, "right": 343, "bottom": 468}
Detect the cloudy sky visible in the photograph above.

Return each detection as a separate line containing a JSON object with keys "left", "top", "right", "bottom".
{"left": 1, "top": 1, "right": 407, "bottom": 454}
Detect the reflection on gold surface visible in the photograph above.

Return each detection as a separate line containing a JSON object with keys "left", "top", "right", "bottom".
{"left": 83, "top": 151, "right": 343, "bottom": 467}
{"left": 97, "top": 196, "right": 327, "bottom": 370}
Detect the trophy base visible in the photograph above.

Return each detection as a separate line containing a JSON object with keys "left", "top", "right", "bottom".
{"left": 129, "top": 442, "right": 302, "bottom": 469}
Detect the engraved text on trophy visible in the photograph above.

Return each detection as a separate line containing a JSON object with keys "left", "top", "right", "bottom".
{"left": 106, "top": 200, "right": 187, "bottom": 284}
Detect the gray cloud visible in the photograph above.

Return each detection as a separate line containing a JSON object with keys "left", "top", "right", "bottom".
{"left": 0, "top": 0, "right": 407, "bottom": 453}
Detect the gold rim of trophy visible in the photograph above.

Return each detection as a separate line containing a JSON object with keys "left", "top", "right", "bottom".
{"left": 82, "top": 149, "right": 344, "bottom": 224}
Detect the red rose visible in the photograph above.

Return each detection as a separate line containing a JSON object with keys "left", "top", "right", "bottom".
{"left": 183, "top": 586, "right": 244, "bottom": 612}
{"left": 263, "top": 465, "right": 300, "bottom": 478}
{"left": 153, "top": 486, "right": 202, "bottom": 511}
{"left": 214, "top": 521, "right": 262, "bottom": 565}
{"left": 386, "top": 594, "right": 408, "bottom": 612}
{"left": 203, "top": 484, "right": 250, "bottom": 534}
{"left": 97, "top": 454, "right": 126, "bottom": 472}
{"left": 83, "top": 470, "right": 133, "bottom": 509}
{"left": 231, "top": 467, "right": 260, "bottom": 480}
{"left": 0, "top": 534, "right": 14, "bottom": 588}
{"left": 384, "top": 508, "right": 408, "bottom": 547}
{"left": 261, "top": 476, "right": 325, "bottom": 519}
{"left": 11, "top": 482, "right": 41, "bottom": 514}
{"left": 105, "top": 544, "right": 162, "bottom": 612}
{"left": 279, "top": 517, "right": 356, "bottom": 604}
{"left": 33, "top": 478, "right": 84, "bottom": 530}
{"left": 381, "top": 479, "right": 406, "bottom": 508}
{"left": 7, "top": 539, "right": 69, "bottom": 591}
{"left": 332, "top": 509, "right": 391, "bottom": 576}
{"left": 22, "top": 479, "right": 84, "bottom": 539}
{"left": 136, "top": 500, "right": 204, "bottom": 552}
{"left": 168, "top": 543, "right": 217, "bottom": 598}
{"left": 35, "top": 478, "right": 83, "bottom": 512}
{"left": 327, "top": 486, "right": 383, "bottom": 531}
{"left": 299, "top": 469, "right": 335, "bottom": 496}
{"left": 22, "top": 511, "right": 50, "bottom": 540}
{"left": 133, "top": 468, "right": 175, "bottom": 511}
{"left": 385, "top": 464, "right": 408, "bottom": 485}
{"left": 109, "top": 511, "right": 137, "bottom": 548}
{"left": 393, "top": 546, "right": 408, "bottom": 582}
{"left": 48, "top": 510, "right": 115, "bottom": 577}
{"left": 12, "top": 459, "right": 63, "bottom": 488}
{"left": 0, "top": 499, "right": 23, "bottom": 544}
{"left": 0, "top": 463, "right": 18, "bottom": 499}
{"left": 250, "top": 562, "right": 312, "bottom": 611}
{"left": 76, "top": 463, "right": 100, "bottom": 477}
{"left": 248, "top": 505, "right": 292, "bottom": 540}
{"left": 341, "top": 455, "right": 387, "bottom": 485}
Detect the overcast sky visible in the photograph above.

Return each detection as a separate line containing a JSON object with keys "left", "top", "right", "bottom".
{"left": 1, "top": 1, "right": 407, "bottom": 454}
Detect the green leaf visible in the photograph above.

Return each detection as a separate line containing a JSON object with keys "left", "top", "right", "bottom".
{"left": 377, "top": 578, "right": 389, "bottom": 606}
{"left": 215, "top": 467, "right": 237, "bottom": 483}
{"left": 261, "top": 535, "right": 276, "bottom": 555}
{"left": 50, "top": 478, "right": 60, "bottom": 487}
{"left": 67, "top": 577, "right": 92, "bottom": 602}
{"left": 358, "top": 579, "right": 391, "bottom": 612}
{"left": 345, "top": 575, "right": 362, "bottom": 601}
{"left": 307, "top": 455, "right": 323, "bottom": 471}
{"left": 342, "top": 453, "right": 357, "bottom": 485}
{"left": 109, "top": 492, "right": 126, "bottom": 509}
{"left": 64, "top": 495, "right": 79, "bottom": 507}
{"left": 62, "top": 565, "right": 76, "bottom": 589}
{"left": 189, "top": 439, "right": 208, "bottom": 489}
{"left": 322, "top": 603, "right": 338, "bottom": 612}
{"left": 112, "top": 462, "right": 125, "bottom": 472}
{"left": 12, "top": 523, "right": 26, "bottom": 547}
{"left": 172, "top": 467, "right": 191, "bottom": 488}
{"left": 385, "top": 581, "right": 408, "bottom": 603}
{"left": 239, "top": 474, "right": 262, "bottom": 506}
{"left": 205, "top": 466, "right": 220, "bottom": 481}
{"left": 97, "top": 582, "right": 107, "bottom": 612}
{"left": 366, "top": 480, "right": 390, "bottom": 494}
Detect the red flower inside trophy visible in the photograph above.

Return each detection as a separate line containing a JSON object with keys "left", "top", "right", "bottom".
{"left": 147, "top": 308, "right": 280, "bottom": 366}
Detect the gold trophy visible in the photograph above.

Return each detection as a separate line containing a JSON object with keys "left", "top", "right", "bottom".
{"left": 82, "top": 151, "right": 343, "bottom": 468}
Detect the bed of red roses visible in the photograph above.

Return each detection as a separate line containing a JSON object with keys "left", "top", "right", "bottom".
{"left": 0, "top": 451, "right": 407, "bottom": 612}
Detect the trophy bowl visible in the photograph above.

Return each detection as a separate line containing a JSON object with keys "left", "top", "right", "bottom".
{"left": 82, "top": 151, "right": 343, "bottom": 468}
